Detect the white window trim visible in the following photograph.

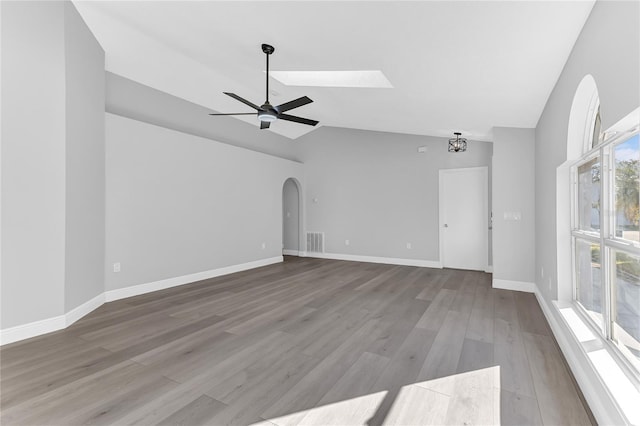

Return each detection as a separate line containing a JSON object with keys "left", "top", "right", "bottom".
{"left": 570, "top": 124, "right": 640, "bottom": 390}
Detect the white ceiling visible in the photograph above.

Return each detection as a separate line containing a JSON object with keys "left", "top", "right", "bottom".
{"left": 74, "top": 1, "right": 595, "bottom": 141}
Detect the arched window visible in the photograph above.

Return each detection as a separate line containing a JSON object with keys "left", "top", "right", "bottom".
{"left": 570, "top": 89, "right": 640, "bottom": 375}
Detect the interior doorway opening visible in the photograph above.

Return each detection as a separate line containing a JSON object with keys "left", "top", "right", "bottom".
{"left": 282, "top": 178, "right": 302, "bottom": 256}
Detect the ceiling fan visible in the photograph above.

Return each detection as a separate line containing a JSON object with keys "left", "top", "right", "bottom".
{"left": 209, "top": 44, "right": 319, "bottom": 129}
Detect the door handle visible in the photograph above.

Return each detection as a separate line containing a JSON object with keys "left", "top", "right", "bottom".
{"left": 443, "top": 224, "right": 448, "bottom": 228}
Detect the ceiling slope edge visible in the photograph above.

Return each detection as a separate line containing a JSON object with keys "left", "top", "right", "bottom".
{"left": 73, "top": 2, "right": 318, "bottom": 140}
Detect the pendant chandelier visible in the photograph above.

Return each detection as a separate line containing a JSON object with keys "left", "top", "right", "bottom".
{"left": 448, "top": 132, "right": 467, "bottom": 153}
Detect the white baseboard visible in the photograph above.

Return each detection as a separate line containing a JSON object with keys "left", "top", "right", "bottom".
{"left": 0, "top": 315, "right": 66, "bottom": 346}
{"left": 0, "top": 292, "right": 106, "bottom": 346}
{"left": 283, "top": 249, "right": 299, "bottom": 256}
{"left": 492, "top": 278, "right": 535, "bottom": 293}
{"left": 66, "top": 293, "right": 105, "bottom": 326}
{"left": 533, "top": 288, "right": 625, "bottom": 426}
{"left": 0, "top": 256, "right": 283, "bottom": 346}
{"left": 485, "top": 265, "right": 493, "bottom": 273}
{"left": 306, "top": 252, "right": 443, "bottom": 269}
{"left": 105, "top": 256, "right": 283, "bottom": 302}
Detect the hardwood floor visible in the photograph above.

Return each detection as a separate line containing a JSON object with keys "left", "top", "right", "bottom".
{"left": 0, "top": 257, "right": 594, "bottom": 425}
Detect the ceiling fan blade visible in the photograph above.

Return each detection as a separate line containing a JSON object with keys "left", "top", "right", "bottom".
{"left": 260, "top": 121, "right": 271, "bottom": 129}
{"left": 274, "top": 96, "right": 313, "bottom": 113}
{"left": 278, "top": 113, "right": 319, "bottom": 126}
{"left": 224, "top": 92, "right": 261, "bottom": 110}
{"left": 208, "top": 113, "right": 257, "bottom": 116}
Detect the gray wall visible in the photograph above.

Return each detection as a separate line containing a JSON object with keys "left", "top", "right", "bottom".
{"left": 492, "top": 127, "right": 535, "bottom": 284}
{"left": 1, "top": 1, "right": 105, "bottom": 330}
{"left": 106, "top": 72, "right": 301, "bottom": 162}
{"left": 298, "top": 126, "right": 492, "bottom": 263}
{"left": 63, "top": 2, "right": 106, "bottom": 311}
{"left": 1, "top": 1, "right": 68, "bottom": 328}
{"left": 105, "top": 113, "right": 304, "bottom": 291}
{"left": 283, "top": 179, "right": 300, "bottom": 252}
{"left": 535, "top": 0, "right": 639, "bottom": 301}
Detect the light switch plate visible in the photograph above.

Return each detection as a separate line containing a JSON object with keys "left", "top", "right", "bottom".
{"left": 503, "top": 211, "right": 522, "bottom": 221}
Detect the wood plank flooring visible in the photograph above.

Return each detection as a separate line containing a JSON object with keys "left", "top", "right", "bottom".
{"left": 0, "top": 257, "right": 594, "bottom": 425}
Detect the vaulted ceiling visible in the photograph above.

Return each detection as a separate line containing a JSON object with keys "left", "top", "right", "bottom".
{"left": 75, "top": 1, "right": 595, "bottom": 141}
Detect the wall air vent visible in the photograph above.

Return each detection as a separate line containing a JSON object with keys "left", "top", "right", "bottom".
{"left": 306, "top": 232, "right": 325, "bottom": 253}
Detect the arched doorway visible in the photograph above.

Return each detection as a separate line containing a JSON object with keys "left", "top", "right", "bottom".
{"left": 282, "top": 178, "right": 302, "bottom": 256}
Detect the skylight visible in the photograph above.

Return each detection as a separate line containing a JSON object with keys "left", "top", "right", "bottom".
{"left": 268, "top": 70, "right": 393, "bottom": 88}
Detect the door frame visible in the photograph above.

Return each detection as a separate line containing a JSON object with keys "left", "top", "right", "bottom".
{"left": 438, "top": 166, "right": 489, "bottom": 270}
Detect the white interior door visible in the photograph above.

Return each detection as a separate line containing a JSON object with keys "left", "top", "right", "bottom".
{"left": 439, "top": 167, "right": 488, "bottom": 271}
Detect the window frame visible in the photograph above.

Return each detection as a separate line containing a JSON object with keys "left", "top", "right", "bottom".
{"left": 571, "top": 124, "right": 640, "bottom": 386}
{"left": 572, "top": 149, "right": 602, "bottom": 238}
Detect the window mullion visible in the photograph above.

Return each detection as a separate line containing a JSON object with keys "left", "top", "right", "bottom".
{"left": 601, "top": 146, "right": 613, "bottom": 340}
{"left": 572, "top": 230, "right": 601, "bottom": 242}
{"left": 604, "top": 238, "right": 640, "bottom": 256}
{"left": 571, "top": 166, "right": 579, "bottom": 302}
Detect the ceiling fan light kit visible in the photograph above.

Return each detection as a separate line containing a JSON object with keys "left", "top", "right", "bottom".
{"left": 208, "top": 43, "right": 319, "bottom": 130}
{"left": 448, "top": 132, "right": 467, "bottom": 153}
{"left": 257, "top": 110, "right": 277, "bottom": 123}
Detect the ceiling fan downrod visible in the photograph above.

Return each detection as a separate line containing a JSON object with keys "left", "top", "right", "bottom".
{"left": 262, "top": 43, "right": 274, "bottom": 105}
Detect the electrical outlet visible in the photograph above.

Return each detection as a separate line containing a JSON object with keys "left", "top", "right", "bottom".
{"left": 113, "top": 262, "right": 121, "bottom": 273}
{"left": 345, "top": 239, "right": 350, "bottom": 246}
{"left": 261, "top": 242, "right": 266, "bottom": 249}
{"left": 406, "top": 242, "right": 412, "bottom": 249}
{"left": 541, "top": 267, "right": 544, "bottom": 278}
